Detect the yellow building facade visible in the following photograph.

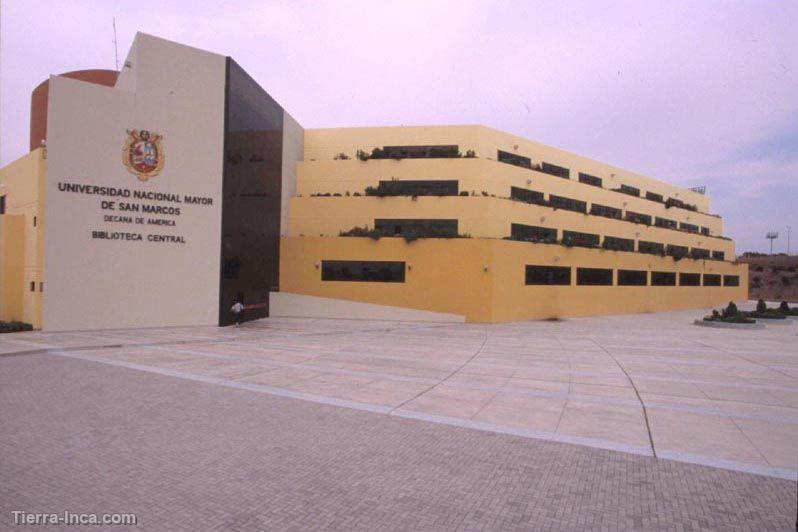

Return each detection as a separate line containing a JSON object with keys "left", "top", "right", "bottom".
{"left": 280, "top": 125, "right": 747, "bottom": 322}
{"left": 0, "top": 148, "right": 45, "bottom": 328}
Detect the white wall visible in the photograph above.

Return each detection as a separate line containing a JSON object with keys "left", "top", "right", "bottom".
{"left": 43, "top": 34, "right": 227, "bottom": 330}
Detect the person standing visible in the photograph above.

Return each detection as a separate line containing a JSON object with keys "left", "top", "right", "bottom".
{"left": 230, "top": 300, "right": 244, "bottom": 327}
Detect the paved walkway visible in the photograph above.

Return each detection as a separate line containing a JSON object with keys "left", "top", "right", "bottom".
{"left": 1, "top": 352, "right": 795, "bottom": 531}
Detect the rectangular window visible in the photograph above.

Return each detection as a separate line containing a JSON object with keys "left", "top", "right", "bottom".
{"left": 625, "top": 211, "right": 652, "bottom": 225}
{"left": 33, "top": 216, "right": 37, "bottom": 227}
{"left": 603, "top": 236, "right": 635, "bottom": 252}
{"left": 712, "top": 250, "right": 725, "bottom": 261}
{"left": 30, "top": 281, "right": 35, "bottom": 292}
{"left": 374, "top": 145, "right": 460, "bottom": 159}
{"left": 590, "top": 203, "right": 622, "bottom": 219}
{"left": 667, "top": 244, "right": 689, "bottom": 258}
{"left": 321, "top": 260, "right": 405, "bottom": 283}
{"left": 578, "top": 172, "right": 602, "bottom": 187}
{"left": 651, "top": 271, "right": 676, "bottom": 286}
{"left": 703, "top": 274, "right": 721, "bottom": 286}
{"left": 369, "top": 180, "right": 459, "bottom": 196}
{"left": 511, "top": 223, "right": 557, "bottom": 243}
{"left": 616, "top": 184, "right": 641, "bottom": 197}
{"left": 645, "top": 191, "right": 664, "bottom": 203}
{"left": 700, "top": 227, "right": 710, "bottom": 236}
{"left": 690, "top": 248, "right": 710, "bottom": 259}
{"left": 655, "top": 217, "right": 677, "bottom": 229}
{"left": 549, "top": 194, "right": 587, "bottom": 213}
{"left": 618, "top": 269, "right": 647, "bottom": 286}
{"left": 639, "top": 241, "right": 664, "bottom": 255}
{"left": 680, "top": 222, "right": 699, "bottom": 233}
{"left": 562, "top": 230, "right": 600, "bottom": 248}
{"left": 577, "top": 268, "right": 613, "bottom": 286}
{"left": 724, "top": 275, "right": 740, "bottom": 287}
{"left": 39, "top": 282, "right": 44, "bottom": 292}
{"left": 540, "top": 162, "right": 570, "bottom": 179}
{"left": 497, "top": 150, "right": 532, "bottom": 169}
{"left": 679, "top": 273, "right": 701, "bottom": 286}
{"left": 0, "top": 195, "right": 5, "bottom": 214}
{"left": 525, "top": 265, "right": 571, "bottom": 285}
{"left": 510, "top": 186, "right": 546, "bottom": 205}
{"left": 375, "top": 219, "right": 458, "bottom": 237}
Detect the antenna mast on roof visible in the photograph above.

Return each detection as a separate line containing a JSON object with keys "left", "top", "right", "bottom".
{"left": 112, "top": 17, "right": 119, "bottom": 71}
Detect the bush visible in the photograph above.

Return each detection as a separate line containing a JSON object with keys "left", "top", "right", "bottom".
{"left": 0, "top": 321, "right": 34, "bottom": 333}
{"left": 704, "top": 302, "right": 755, "bottom": 323}
{"left": 464, "top": 150, "right": 476, "bottom": 158}
{"left": 756, "top": 299, "right": 767, "bottom": 313}
{"left": 334, "top": 152, "right": 350, "bottom": 160}
{"left": 779, "top": 301, "right": 790, "bottom": 312}
{"left": 459, "top": 190, "right": 469, "bottom": 196}
{"left": 339, "top": 226, "right": 381, "bottom": 239}
{"left": 722, "top": 301, "right": 738, "bottom": 319}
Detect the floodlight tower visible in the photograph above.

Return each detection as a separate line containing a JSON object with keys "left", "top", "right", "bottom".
{"left": 766, "top": 231, "right": 779, "bottom": 254}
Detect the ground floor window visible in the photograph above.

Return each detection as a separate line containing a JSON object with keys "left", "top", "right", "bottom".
{"left": 652, "top": 272, "right": 676, "bottom": 286}
{"left": 321, "top": 261, "right": 405, "bottom": 283}
{"left": 723, "top": 275, "right": 740, "bottom": 287}
{"left": 618, "top": 270, "right": 647, "bottom": 286}
{"left": 525, "top": 265, "right": 571, "bottom": 285}
{"left": 576, "top": 268, "right": 613, "bottom": 285}
{"left": 703, "top": 274, "right": 721, "bottom": 286}
{"left": 679, "top": 273, "right": 701, "bottom": 286}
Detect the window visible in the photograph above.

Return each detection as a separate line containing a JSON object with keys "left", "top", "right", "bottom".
{"left": 39, "top": 282, "right": 44, "bottom": 292}
{"left": 618, "top": 269, "right": 647, "bottom": 286}
{"left": 368, "top": 180, "right": 458, "bottom": 196}
{"left": 372, "top": 145, "right": 460, "bottom": 159}
{"left": 30, "top": 281, "right": 35, "bottom": 292}
{"left": 578, "top": 172, "right": 602, "bottom": 187}
{"left": 603, "top": 236, "right": 634, "bottom": 252}
{"left": 712, "top": 250, "right": 725, "bottom": 261}
{"left": 703, "top": 274, "right": 721, "bottom": 286}
{"left": 577, "top": 268, "right": 613, "bottom": 285}
{"left": 562, "top": 230, "right": 600, "bottom": 248}
{"left": 680, "top": 222, "right": 699, "bottom": 233}
{"left": 639, "top": 241, "right": 664, "bottom": 255}
{"left": 510, "top": 186, "right": 546, "bottom": 205}
{"left": 540, "top": 162, "right": 570, "bottom": 179}
{"left": 321, "top": 260, "right": 405, "bottom": 283}
{"left": 511, "top": 223, "right": 557, "bottom": 243}
{"left": 625, "top": 211, "right": 652, "bottom": 225}
{"left": 724, "top": 275, "right": 740, "bottom": 287}
{"left": 375, "top": 219, "right": 458, "bottom": 237}
{"left": 590, "top": 203, "right": 622, "bottom": 219}
{"left": 616, "top": 184, "right": 641, "bottom": 197}
{"left": 645, "top": 191, "right": 664, "bottom": 203}
{"left": 498, "top": 150, "right": 532, "bottom": 169}
{"left": 690, "top": 248, "right": 710, "bottom": 259}
{"left": 652, "top": 272, "right": 676, "bottom": 286}
{"left": 33, "top": 216, "right": 37, "bottom": 227}
{"left": 700, "top": 227, "right": 710, "bottom": 236}
{"left": 525, "top": 265, "right": 571, "bottom": 285}
{"left": 667, "top": 244, "right": 689, "bottom": 258}
{"left": 655, "top": 217, "right": 677, "bottom": 229}
{"left": 0, "top": 195, "right": 5, "bottom": 214}
{"left": 679, "top": 273, "right": 701, "bottom": 286}
{"left": 549, "top": 194, "right": 587, "bottom": 213}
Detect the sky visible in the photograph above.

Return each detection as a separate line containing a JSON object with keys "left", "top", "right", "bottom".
{"left": 1, "top": 0, "right": 796, "bottom": 253}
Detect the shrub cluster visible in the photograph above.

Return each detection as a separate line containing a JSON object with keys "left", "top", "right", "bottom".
{"left": 0, "top": 321, "right": 34, "bottom": 333}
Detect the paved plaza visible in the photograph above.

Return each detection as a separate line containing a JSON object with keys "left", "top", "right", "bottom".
{"left": 2, "top": 305, "right": 797, "bottom": 530}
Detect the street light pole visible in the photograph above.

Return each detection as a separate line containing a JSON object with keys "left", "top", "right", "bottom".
{"left": 787, "top": 226, "right": 792, "bottom": 255}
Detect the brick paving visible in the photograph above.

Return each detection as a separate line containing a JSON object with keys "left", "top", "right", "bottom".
{"left": 1, "top": 353, "right": 796, "bottom": 531}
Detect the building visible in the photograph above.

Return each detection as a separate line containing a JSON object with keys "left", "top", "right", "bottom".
{"left": 0, "top": 33, "right": 747, "bottom": 330}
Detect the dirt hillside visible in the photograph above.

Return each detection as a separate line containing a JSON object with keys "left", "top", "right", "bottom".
{"left": 737, "top": 254, "right": 798, "bottom": 302}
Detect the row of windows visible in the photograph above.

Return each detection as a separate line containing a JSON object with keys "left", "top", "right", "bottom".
{"left": 494, "top": 149, "right": 701, "bottom": 213}
{"left": 29, "top": 281, "right": 43, "bottom": 292}
{"left": 374, "top": 218, "right": 458, "bottom": 237}
{"left": 321, "top": 261, "right": 406, "bottom": 282}
{"left": 366, "top": 180, "right": 459, "bottom": 196}
{"left": 510, "top": 185, "right": 713, "bottom": 237}
{"left": 369, "top": 145, "right": 461, "bottom": 159}
{"left": 511, "top": 223, "right": 726, "bottom": 260}
{"left": 525, "top": 265, "right": 740, "bottom": 287}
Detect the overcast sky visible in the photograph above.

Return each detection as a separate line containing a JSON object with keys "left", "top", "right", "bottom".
{"left": 1, "top": 1, "right": 796, "bottom": 253}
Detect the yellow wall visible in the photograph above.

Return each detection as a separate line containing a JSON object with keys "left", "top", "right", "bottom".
{"left": 0, "top": 148, "right": 45, "bottom": 327}
{"left": 280, "top": 236, "right": 748, "bottom": 323}
{"left": 0, "top": 215, "right": 25, "bottom": 321}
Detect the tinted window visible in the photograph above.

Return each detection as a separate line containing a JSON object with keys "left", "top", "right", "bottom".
{"left": 617, "top": 184, "right": 641, "bottom": 197}
{"left": 369, "top": 180, "right": 458, "bottom": 196}
{"left": 511, "top": 223, "right": 557, "bottom": 243}
{"left": 322, "top": 261, "right": 405, "bottom": 282}
{"left": 550, "top": 194, "right": 587, "bottom": 213}
{"left": 562, "top": 230, "right": 600, "bottom": 248}
{"left": 603, "top": 236, "right": 634, "bottom": 252}
{"left": 639, "top": 241, "right": 665, "bottom": 255}
{"left": 374, "top": 145, "right": 459, "bottom": 159}
{"left": 680, "top": 222, "right": 699, "bottom": 233}
{"left": 655, "top": 217, "right": 677, "bottom": 229}
{"left": 618, "top": 269, "right": 647, "bottom": 286}
{"left": 712, "top": 250, "right": 725, "bottom": 261}
{"left": 540, "top": 162, "right": 570, "bottom": 179}
{"left": 576, "top": 268, "right": 613, "bottom": 286}
{"left": 679, "top": 273, "right": 701, "bottom": 286}
{"left": 645, "top": 191, "right": 664, "bottom": 203}
{"left": 723, "top": 275, "right": 740, "bottom": 287}
{"left": 578, "top": 172, "right": 602, "bottom": 187}
{"left": 510, "top": 186, "right": 546, "bottom": 205}
{"left": 652, "top": 272, "right": 676, "bottom": 286}
{"left": 667, "top": 245, "right": 689, "bottom": 258}
{"left": 525, "top": 265, "right": 571, "bottom": 285}
{"left": 703, "top": 274, "right": 721, "bottom": 286}
{"left": 498, "top": 150, "right": 532, "bottom": 169}
{"left": 691, "top": 248, "right": 710, "bottom": 259}
{"left": 590, "top": 203, "right": 622, "bottom": 219}
{"left": 626, "top": 211, "right": 652, "bottom": 225}
{"left": 375, "top": 219, "right": 458, "bottom": 237}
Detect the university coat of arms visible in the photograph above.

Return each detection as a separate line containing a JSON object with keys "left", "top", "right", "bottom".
{"left": 123, "top": 129, "right": 164, "bottom": 181}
